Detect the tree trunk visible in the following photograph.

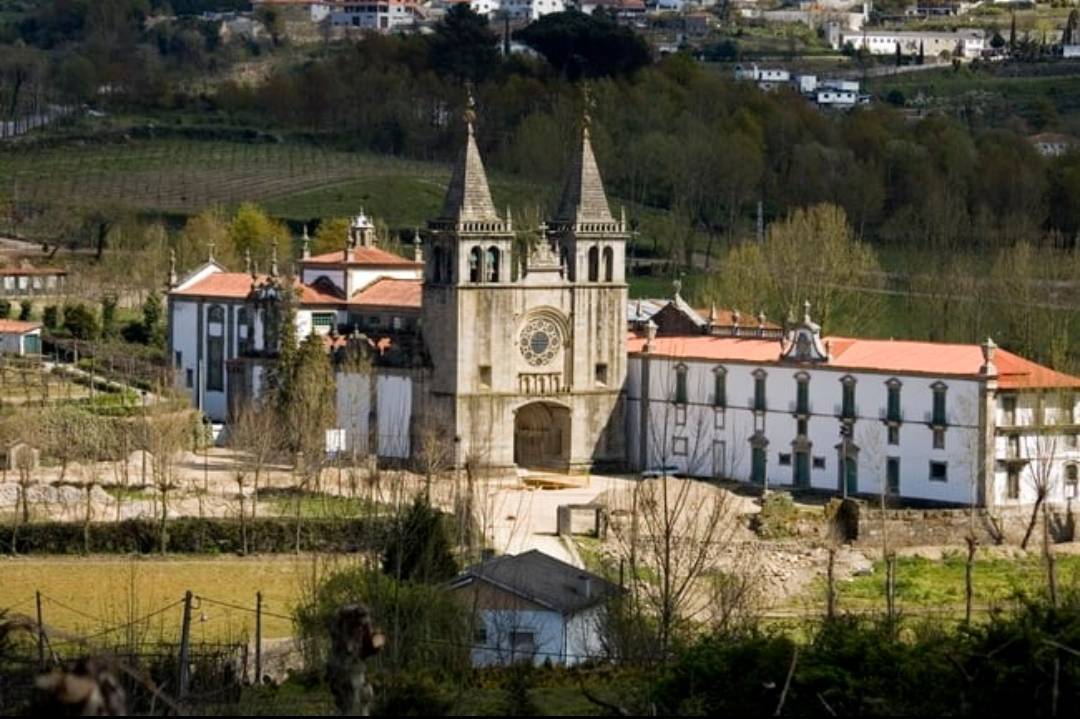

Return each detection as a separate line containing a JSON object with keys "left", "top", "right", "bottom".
{"left": 965, "top": 535, "right": 977, "bottom": 624}
{"left": 1021, "top": 494, "right": 1045, "bottom": 549}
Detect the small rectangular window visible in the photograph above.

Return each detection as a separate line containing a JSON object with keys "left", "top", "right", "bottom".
{"left": 185, "top": 369, "right": 194, "bottom": 388}
{"left": 813, "top": 456, "right": 826, "bottom": 470}
{"left": 174, "top": 351, "right": 182, "bottom": 368}
{"left": 1007, "top": 467, "right": 1020, "bottom": 499}
{"left": 672, "top": 436, "right": 688, "bottom": 456}
{"left": 797, "top": 418, "right": 808, "bottom": 437}
{"left": 933, "top": 428, "right": 946, "bottom": 450}
{"left": 1001, "top": 396, "right": 1017, "bottom": 425}
{"left": 714, "top": 407, "right": 725, "bottom": 429}
{"left": 479, "top": 365, "right": 491, "bottom": 388}
{"left": 887, "top": 457, "right": 900, "bottom": 495}
{"left": 675, "top": 405, "right": 686, "bottom": 426}
{"left": 929, "top": 461, "right": 948, "bottom": 483}
{"left": 754, "top": 376, "right": 767, "bottom": 412}
{"left": 714, "top": 371, "right": 726, "bottom": 407}
{"left": 312, "top": 312, "right": 335, "bottom": 328}
{"left": 888, "top": 426, "right": 900, "bottom": 446}
{"left": 779, "top": 453, "right": 792, "bottom": 466}
{"left": 675, "top": 367, "right": 688, "bottom": 405}
{"left": 595, "top": 363, "right": 608, "bottom": 386}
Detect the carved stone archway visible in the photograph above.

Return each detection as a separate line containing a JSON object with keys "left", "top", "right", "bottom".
{"left": 514, "top": 402, "right": 571, "bottom": 470}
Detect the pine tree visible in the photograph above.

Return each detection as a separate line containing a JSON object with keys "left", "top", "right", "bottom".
{"left": 382, "top": 496, "right": 459, "bottom": 584}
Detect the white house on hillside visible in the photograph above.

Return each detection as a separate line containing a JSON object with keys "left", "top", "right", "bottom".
{"left": 448, "top": 550, "right": 618, "bottom": 666}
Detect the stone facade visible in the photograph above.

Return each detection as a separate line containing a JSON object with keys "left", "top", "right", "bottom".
{"left": 420, "top": 108, "right": 628, "bottom": 472}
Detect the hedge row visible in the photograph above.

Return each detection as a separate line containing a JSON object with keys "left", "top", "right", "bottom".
{"left": 0, "top": 517, "right": 389, "bottom": 555}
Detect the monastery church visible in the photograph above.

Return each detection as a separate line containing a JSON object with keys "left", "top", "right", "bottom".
{"left": 168, "top": 107, "right": 1080, "bottom": 509}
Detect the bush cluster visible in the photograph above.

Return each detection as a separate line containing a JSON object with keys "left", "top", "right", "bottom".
{"left": 0, "top": 517, "right": 388, "bottom": 555}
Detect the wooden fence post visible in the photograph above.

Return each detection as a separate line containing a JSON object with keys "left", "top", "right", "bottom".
{"left": 255, "top": 591, "right": 262, "bottom": 685}
{"left": 178, "top": 591, "right": 193, "bottom": 701}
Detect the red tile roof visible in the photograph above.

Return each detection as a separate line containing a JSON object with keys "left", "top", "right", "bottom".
{"left": 171, "top": 272, "right": 258, "bottom": 299}
{"left": 304, "top": 247, "right": 421, "bottom": 267}
{"left": 350, "top": 278, "right": 422, "bottom": 309}
{"left": 629, "top": 333, "right": 1080, "bottom": 390}
{"left": 0, "top": 319, "right": 41, "bottom": 334}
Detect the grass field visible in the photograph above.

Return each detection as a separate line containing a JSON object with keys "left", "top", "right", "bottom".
{"left": 834, "top": 553, "right": 1080, "bottom": 612}
{"left": 0, "top": 555, "right": 360, "bottom": 642}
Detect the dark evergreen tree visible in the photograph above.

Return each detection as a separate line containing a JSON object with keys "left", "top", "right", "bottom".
{"left": 514, "top": 10, "right": 651, "bottom": 80}
{"left": 382, "top": 496, "right": 459, "bottom": 584}
{"left": 428, "top": 4, "right": 500, "bottom": 84}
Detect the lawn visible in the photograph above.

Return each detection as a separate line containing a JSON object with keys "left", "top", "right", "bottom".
{"left": 0, "top": 554, "right": 360, "bottom": 643}
{"left": 833, "top": 553, "right": 1080, "bottom": 613}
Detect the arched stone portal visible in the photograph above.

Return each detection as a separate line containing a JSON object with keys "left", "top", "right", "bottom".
{"left": 514, "top": 402, "right": 571, "bottom": 470}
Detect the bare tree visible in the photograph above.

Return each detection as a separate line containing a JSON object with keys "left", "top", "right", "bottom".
{"left": 146, "top": 412, "right": 193, "bottom": 554}
{"left": 1020, "top": 389, "right": 1068, "bottom": 550}
{"left": 230, "top": 400, "right": 280, "bottom": 521}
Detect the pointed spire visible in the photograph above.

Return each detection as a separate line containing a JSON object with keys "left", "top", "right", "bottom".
{"left": 506, "top": 205, "right": 513, "bottom": 232}
{"left": 553, "top": 98, "right": 615, "bottom": 227}
{"left": 438, "top": 89, "right": 501, "bottom": 225}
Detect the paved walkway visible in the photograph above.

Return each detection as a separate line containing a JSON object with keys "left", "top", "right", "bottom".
{"left": 486, "top": 474, "right": 633, "bottom": 568}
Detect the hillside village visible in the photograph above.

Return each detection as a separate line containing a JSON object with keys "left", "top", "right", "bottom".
{"left": 1, "top": 0, "right": 1080, "bottom": 715}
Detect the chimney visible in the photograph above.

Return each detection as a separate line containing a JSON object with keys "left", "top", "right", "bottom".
{"left": 981, "top": 337, "right": 998, "bottom": 377}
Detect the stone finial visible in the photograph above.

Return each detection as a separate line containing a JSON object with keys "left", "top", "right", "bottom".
{"left": 803, "top": 299, "right": 812, "bottom": 324}
{"left": 981, "top": 336, "right": 998, "bottom": 376}
{"left": 708, "top": 303, "right": 717, "bottom": 325}
{"left": 168, "top": 248, "right": 177, "bottom": 288}
{"left": 635, "top": 298, "right": 643, "bottom": 320}
{"left": 732, "top": 309, "right": 740, "bottom": 337}
{"left": 506, "top": 205, "right": 513, "bottom": 232}
{"left": 270, "top": 245, "right": 279, "bottom": 277}
{"left": 645, "top": 320, "right": 658, "bottom": 352}
{"left": 672, "top": 277, "right": 682, "bottom": 299}
{"left": 301, "top": 224, "right": 311, "bottom": 259}
{"left": 758, "top": 309, "right": 766, "bottom": 327}
{"left": 207, "top": 240, "right": 215, "bottom": 264}
{"left": 412, "top": 228, "right": 423, "bottom": 263}
{"left": 621, "top": 205, "right": 627, "bottom": 233}
{"left": 244, "top": 248, "right": 253, "bottom": 276}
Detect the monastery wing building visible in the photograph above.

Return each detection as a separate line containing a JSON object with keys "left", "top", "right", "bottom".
{"left": 167, "top": 107, "right": 1080, "bottom": 508}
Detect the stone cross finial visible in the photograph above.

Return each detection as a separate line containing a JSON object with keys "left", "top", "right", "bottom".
{"left": 672, "top": 277, "right": 682, "bottom": 299}
{"left": 270, "top": 246, "right": 279, "bottom": 277}
{"left": 412, "top": 228, "right": 423, "bottom": 263}
{"left": 803, "top": 299, "right": 812, "bottom": 324}
{"left": 620, "top": 205, "right": 627, "bottom": 233}
{"left": 645, "top": 320, "right": 658, "bottom": 351}
{"left": 981, "top": 336, "right": 998, "bottom": 376}
{"left": 244, "top": 248, "right": 253, "bottom": 276}
{"left": 207, "top": 240, "right": 215, "bottom": 263}
{"left": 168, "top": 249, "right": 177, "bottom": 288}
{"left": 301, "top": 224, "right": 311, "bottom": 259}
{"left": 758, "top": 309, "right": 766, "bottom": 327}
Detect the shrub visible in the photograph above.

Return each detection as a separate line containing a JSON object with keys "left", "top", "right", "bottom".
{"left": 293, "top": 566, "right": 470, "bottom": 675}
{"left": 0, "top": 299, "right": 10, "bottom": 319}
{"left": 42, "top": 305, "right": 59, "bottom": 330}
{"left": 18, "top": 299, "right": 31, "bottom": 321}
{"left": 63, "top": 303, "right": 99, "bottom": 340}
{"left": 0, "top": 517, "right": 388, "bottom": 555}
{"left": 751, "top": 491, "right": 799, "bottom": 539}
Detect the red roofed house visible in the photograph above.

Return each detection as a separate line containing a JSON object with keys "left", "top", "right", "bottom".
{"left": 628, "top": 295, "right": 1080, "bottom": 508}
{"left": 0, "top": 319, "right": 42, "bottom": 355}
{"left": 167, "top": 211, "right": 422, "bottom": 425}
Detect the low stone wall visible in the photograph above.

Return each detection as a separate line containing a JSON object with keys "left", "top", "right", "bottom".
{"left": 852, "top": 503, "right": 1077, "bottom": 549}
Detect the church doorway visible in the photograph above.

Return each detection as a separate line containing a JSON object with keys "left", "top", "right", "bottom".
{"left": 514, "top": 402, "right": 571, "bottom": 470}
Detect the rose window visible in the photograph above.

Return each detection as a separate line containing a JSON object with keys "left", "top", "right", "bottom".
{"left": 519, "top": 318, "right": 562, "bottom": 367}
